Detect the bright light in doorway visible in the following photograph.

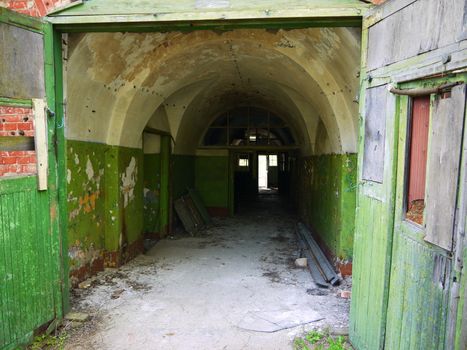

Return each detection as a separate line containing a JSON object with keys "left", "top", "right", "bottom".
{"left": 239, "top": 158, "right": 249, "bottom": 167}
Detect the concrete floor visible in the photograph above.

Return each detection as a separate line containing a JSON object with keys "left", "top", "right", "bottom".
{"left": 65, "top": 196, "right": 350, "bottom": 350}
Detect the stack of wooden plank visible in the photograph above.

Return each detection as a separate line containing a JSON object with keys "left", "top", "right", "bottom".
{"left": 174, "top": 188, "right": 212, "bottom": 235}
{"left": 296, "top": 222, "right": 341, "bottom": 288}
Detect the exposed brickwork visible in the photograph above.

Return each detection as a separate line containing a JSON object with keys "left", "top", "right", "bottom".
{"left": 0, "top": 106, "right": 37, "bottom": 176}
{"left": 0, "top": 0, "right": 74, "bottom": 17}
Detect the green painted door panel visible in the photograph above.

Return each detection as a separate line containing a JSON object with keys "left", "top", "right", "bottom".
{"left": 350, "top": 195, "right": 392, "bottom": 350}
{"left": 384, "top": 226, "right": 450, "bottom": 349}
{"left": 0, "top": 8, "right": 63, "bottom": 350}
{"left": 0, "top": 178, "right": 60, "bottom": 349}
{"left": 350, "top": 25, "right": 398, "bottom": 350}
{"left": 383, "top": 85, "right": 466, "bottom": 350}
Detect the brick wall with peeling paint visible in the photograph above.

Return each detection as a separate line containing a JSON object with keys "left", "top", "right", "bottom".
{"left": 0, "top": 106, "right": 37, "bottom": 176}
{"left": 0, "top": 0, "right": 75, "bottom": 16}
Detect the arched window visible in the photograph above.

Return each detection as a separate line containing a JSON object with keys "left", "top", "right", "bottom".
{"left": 202, "top": 107, "right": 295, "bottom": 147}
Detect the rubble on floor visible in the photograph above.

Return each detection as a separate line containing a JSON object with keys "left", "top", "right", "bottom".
{"left": 63, "top": 200, "right": 351, "bottom": 349}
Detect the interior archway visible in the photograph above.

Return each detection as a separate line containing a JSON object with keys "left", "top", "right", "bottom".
{"left": 64, "top": 26, "right": 361, "bottom": 286}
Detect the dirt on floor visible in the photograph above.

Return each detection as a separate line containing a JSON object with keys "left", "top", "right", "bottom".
{"left": 63, "top": 196, "right": 351, "bottom": 350}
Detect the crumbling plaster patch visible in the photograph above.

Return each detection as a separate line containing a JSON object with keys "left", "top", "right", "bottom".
{"left": 66, "top": 28, "right": 360, "bottom": 156}
{"left": 121, "top": 157, "right": 137, "bottom": 208}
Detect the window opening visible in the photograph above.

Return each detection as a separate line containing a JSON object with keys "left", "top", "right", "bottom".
{"left": 405, "top": 95, "right": 430, "bottom": 225}
{"left": 269, "top": 155, "right": 278, "bottom": 166}
{"left": 238, "top": 156, "right": 249, "bottom": 167}
{"left": 203, "top": 107, "right": 294, "bottom": 147}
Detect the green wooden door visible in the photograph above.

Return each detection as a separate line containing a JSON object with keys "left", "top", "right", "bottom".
{"left": 384, "top": 82, "right": 466, "bottom": 350}
{"left": 0, "top": 8, "right": 65, "bottom": 350}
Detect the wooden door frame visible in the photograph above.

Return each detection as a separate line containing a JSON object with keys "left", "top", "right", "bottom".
{"left": 0, "top": 6, "right": 68, "bottom": 341}
{"left": 389, "top": 75, "right": 467, "bottom": 350}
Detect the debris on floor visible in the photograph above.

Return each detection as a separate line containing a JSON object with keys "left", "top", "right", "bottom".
{"left": 174, "top": 188, "right": 212, "bottom": 235}
{"left": 187, "top": 188, "right": 212, "bottom": 225}
{"left": 63, "top": 197, "right": 351, "bottom": 349}
{"left": 339, "top": 290, "right": 352, "bottom": 299}
{"left": 295, "top": 257, "right": 308, "bottom": 268}
{"left": 296, "top": 222, "right": 342, "bottom": 288}
{"left": 237, "top": 307, "right": 324, "bottom": 333}
{"left": 64, "top": 312, "right": 90, "bottom": 323}
{"left": 306, "top": 288, "right": 329, "bottom": 296}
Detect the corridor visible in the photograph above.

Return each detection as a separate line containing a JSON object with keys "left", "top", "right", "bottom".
{"left": 65, "top": 196, "right": 350, "bottom": 350}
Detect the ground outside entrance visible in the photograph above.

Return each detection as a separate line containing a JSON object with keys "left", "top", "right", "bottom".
{"left": 63, "top": 195, "right": 351, "bottom": 350}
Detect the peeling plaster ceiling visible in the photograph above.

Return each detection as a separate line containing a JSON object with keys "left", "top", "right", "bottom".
{"left": 66, "top": 27, "right": 360, "bottom": 155}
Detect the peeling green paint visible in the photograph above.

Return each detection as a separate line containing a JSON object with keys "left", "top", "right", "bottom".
{"left": 66, "top": 141, "right": 106, "bottom": 274}
{"left": 119, "top": 147, "right": 144, "bottom": 247}
{"left": 296, "top": 153, "right": 357, "bottom": 261}
{"left": 66, "top": 140, "right": 144, "bottom": 277}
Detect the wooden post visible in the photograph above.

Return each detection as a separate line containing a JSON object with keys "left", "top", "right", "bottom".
{"left": 33, "top": 98, "right": 48, "bottom": 191}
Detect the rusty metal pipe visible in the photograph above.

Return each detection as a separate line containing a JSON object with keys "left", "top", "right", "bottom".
{"left": 389, "top": 81, "right": 463, "bottom": 97}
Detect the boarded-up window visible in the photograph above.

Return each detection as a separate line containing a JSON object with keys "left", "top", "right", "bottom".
{"left": 424, "top": 84, "right": 466, "bottom": 251}
{"left": 406, "top": 96, "right": 430, "bottom": 225}
{"left": 0, "top": 23, "right": 45, "bottom": 99}
{"left": 363, "top": 85, "right": 387, "bottom": 183}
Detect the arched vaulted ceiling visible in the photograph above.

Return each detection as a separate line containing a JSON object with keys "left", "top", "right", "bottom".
{"left": 66, "top": 27, "right": 361, "bottom": 155}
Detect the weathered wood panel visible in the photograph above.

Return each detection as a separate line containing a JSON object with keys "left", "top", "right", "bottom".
{"left": 367, "top": 0, "right": 465, "bottom": 71}
{"left": 0, "top": 23, "right": 45, "bottom": 99}
{"left": 425, "top": 85, "right": 466, "bottom": 251}
{"left": 362, "top": 85, "right": 387, "bottom": 183}
{"left": 350, "top": 196, "right": 390, "bottom": 350}
{"left": 385, "top": 233, "right": 450, "bottom": 349}
{"left": 0, "top": 177, "right": 57, "bottom": 349}
{"left": 33, "top": 99, "right": 48, "bottom": 191}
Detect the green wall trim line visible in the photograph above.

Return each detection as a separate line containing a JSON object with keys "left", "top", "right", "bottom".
{"left": 0, "top": 97, "right": 33, "bottom": 108}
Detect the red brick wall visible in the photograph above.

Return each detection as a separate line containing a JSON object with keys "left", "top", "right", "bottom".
{"left": 0, "top": 0, "right": 74, "bottom": 17}
{"left": 0, "top": 0, "right": 59, "bottom": 177}
{"left": 0, "top": 107, "right": 37, "bottom": 176}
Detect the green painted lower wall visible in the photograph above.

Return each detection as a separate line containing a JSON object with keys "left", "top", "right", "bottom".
{"left": 143, "top": 153, "right": 161, "bottom": 234}
{"left": 67, "top": 141, "right": 107, "bottom": 278}
{"left": 119, "top": 147, "right": 144, "bottom": 248}
{"left": 195, "top": 155, "right": 229, "bottom": 209}
{"left": 296, "top": 153, "right": 357, "bottom": 262}
{"left": 172, "top": 155, "right": 195, "bottom": 199}
{"left": 67, "top": 140, "right": 144, "bottom": 284}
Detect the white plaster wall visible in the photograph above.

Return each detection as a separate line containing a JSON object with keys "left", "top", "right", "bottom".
{"left": 66, "top": 28, "right": 360, "bottom": 156}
